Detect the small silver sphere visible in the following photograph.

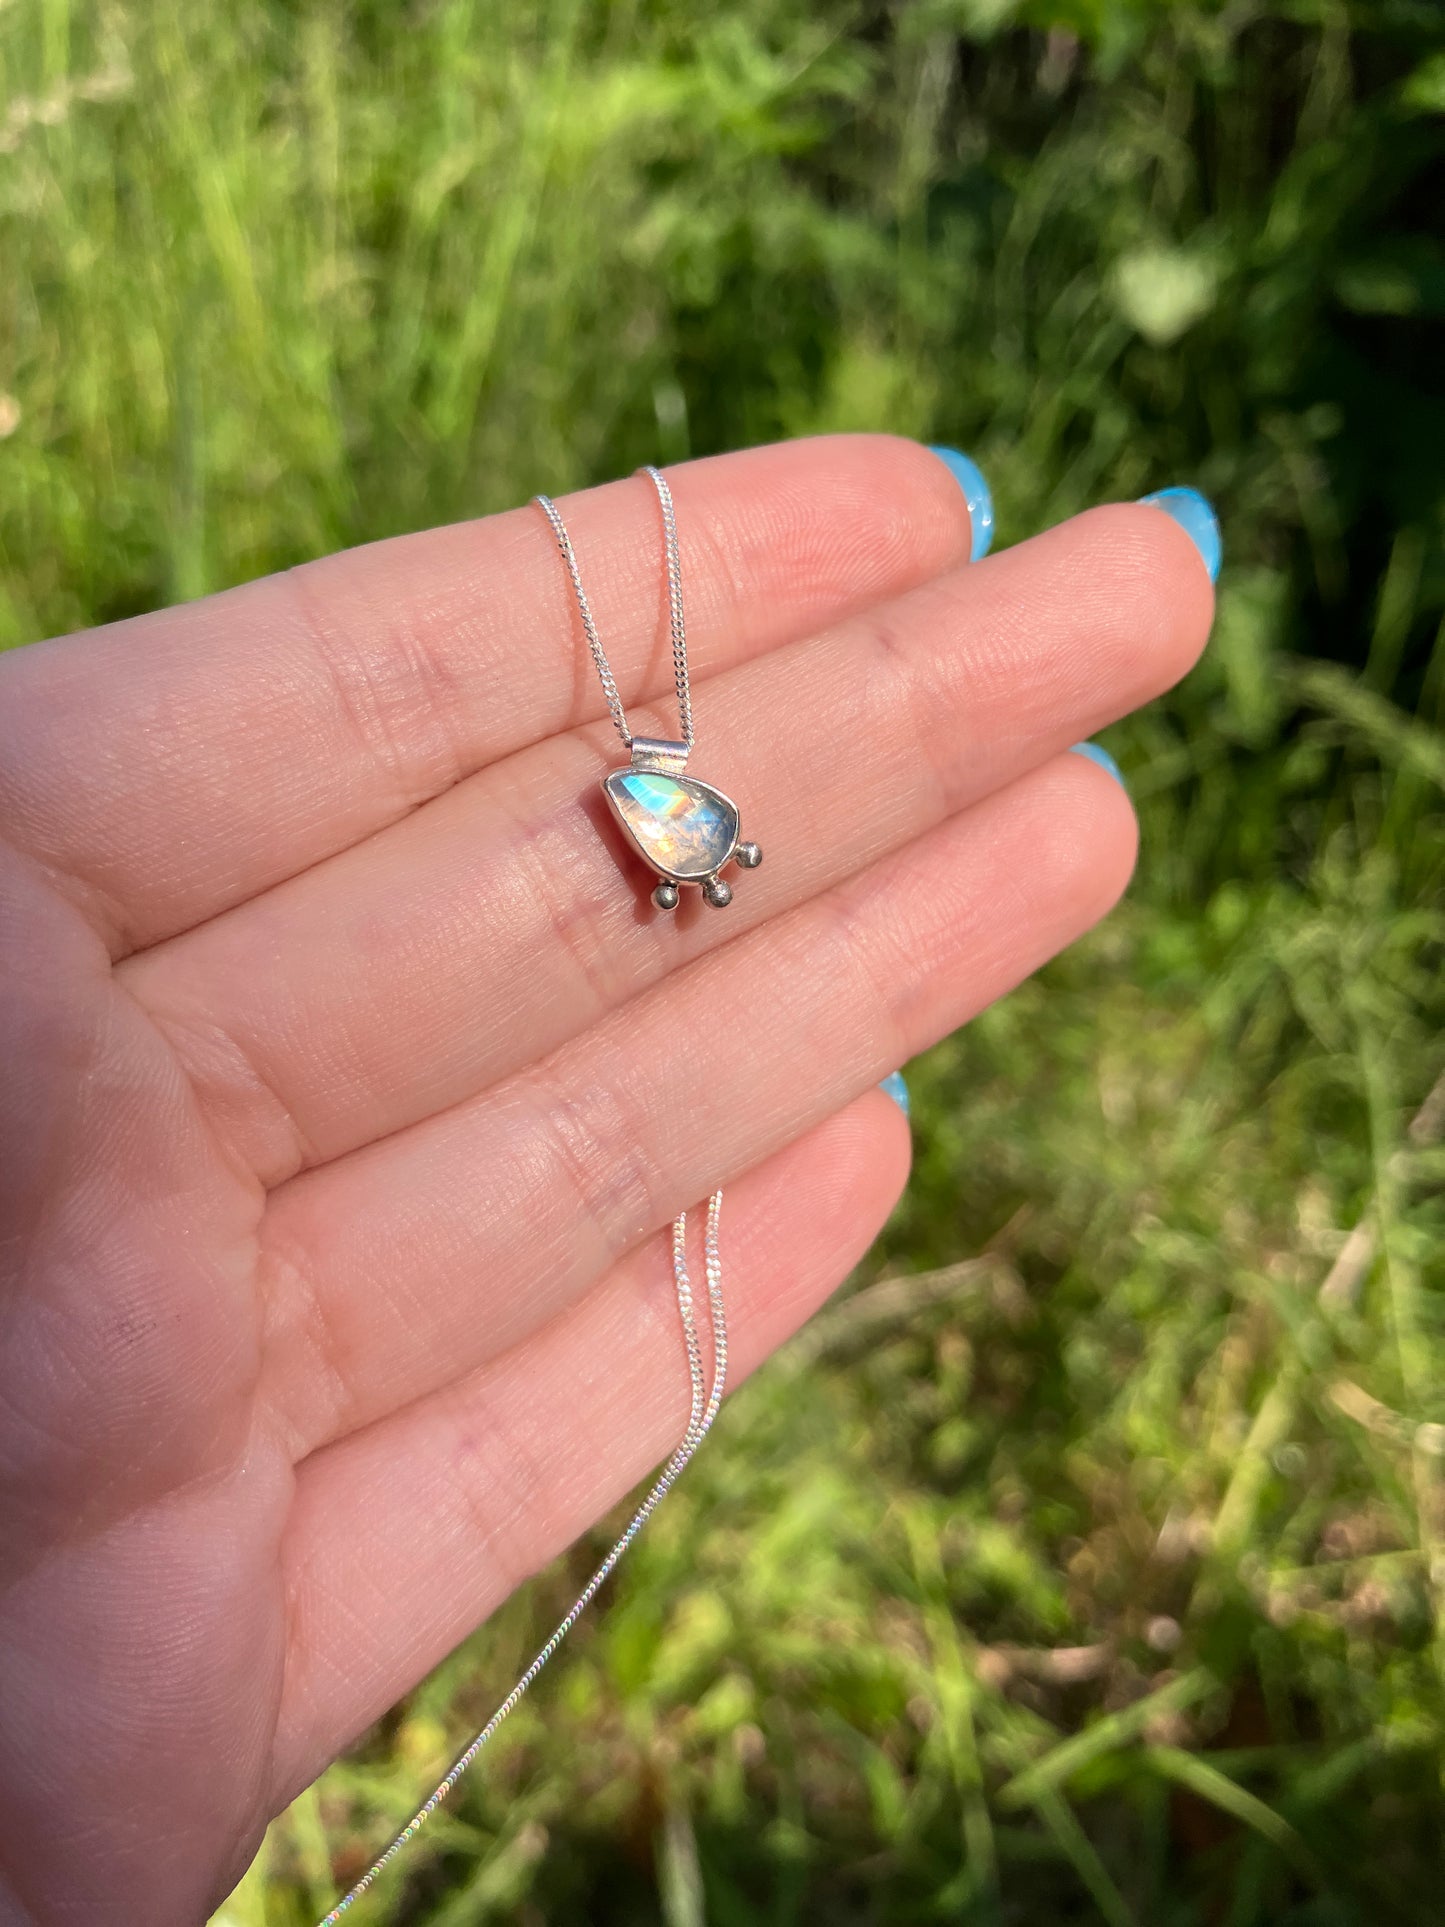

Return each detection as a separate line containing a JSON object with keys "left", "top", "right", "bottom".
{"left": 652, "top": 880, "right": 680, "bottom": 911}
{"left": 734, "top": 840, "right": 763, "bottom": 869}
{"left": 702, "top": 876, "right": 733, "bottom": 908}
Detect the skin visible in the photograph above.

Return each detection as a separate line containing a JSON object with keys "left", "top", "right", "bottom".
{"left": 0, "top": 435, "right": 1214, "bottom": 1924}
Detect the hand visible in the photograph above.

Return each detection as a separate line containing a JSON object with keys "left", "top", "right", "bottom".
{"left": 0, "top": 437, "right": 1213, "bottom": 1924}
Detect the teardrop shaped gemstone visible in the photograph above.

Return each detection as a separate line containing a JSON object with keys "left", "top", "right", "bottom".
{"left": 603, "top": 769, "right": 740, "bottom": 881}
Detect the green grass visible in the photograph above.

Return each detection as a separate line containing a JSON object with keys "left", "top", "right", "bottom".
{"left": 4, "top": 1, "right": 1444, "bottom": 1921}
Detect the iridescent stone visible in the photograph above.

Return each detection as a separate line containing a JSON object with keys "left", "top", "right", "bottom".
{"left": 603, "top": 769, "right": 740, "bottom": 881}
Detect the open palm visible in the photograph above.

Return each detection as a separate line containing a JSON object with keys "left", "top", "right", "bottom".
{"left": 0, "top": 438, "right": 1211, "bottom": 1924}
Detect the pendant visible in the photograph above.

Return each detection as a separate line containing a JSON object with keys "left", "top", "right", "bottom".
{"left": 601, "top": 737, "right": 762, "bottom": 910}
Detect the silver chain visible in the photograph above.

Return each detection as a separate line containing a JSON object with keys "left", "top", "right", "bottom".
{"left": 315, "top": 474, "right": 725, "bottom": 1924}
{"left": 317, "top": 1197, "right": 727, "bottom": 1925}
{"left": 534, "top": 465, "right": 692, "bottom": 751}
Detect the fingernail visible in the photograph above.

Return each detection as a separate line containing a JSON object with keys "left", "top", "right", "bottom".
{"left": 1137, "top": 485, "right": 1221, "bottom": 583}
{"left": 1068, "top": 741, "right": 1126, "bottom": 789}
{"left": 928, "top": 446, "right": 994, "bottom": 563}
{"left": 878, "top": 1070, "right": 911, "bottom": 1117}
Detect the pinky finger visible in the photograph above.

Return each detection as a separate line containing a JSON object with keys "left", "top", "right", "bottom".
{"left": 272, "top": 1086, "right": 912, "bottom": 1809}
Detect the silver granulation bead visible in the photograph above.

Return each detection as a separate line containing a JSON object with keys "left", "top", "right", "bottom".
{"left": 702, "top": 876, "right": 733, "bottom": 908}
{"left": 734, "top": 840, "right": 762, "bottom": 869}
{"left": 652, "top": 880, "right": 681, "bottom": 911}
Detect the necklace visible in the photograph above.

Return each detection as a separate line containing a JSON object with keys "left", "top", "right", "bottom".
{"left": 315, "top": 471, "right": 732, "bottom": 1923}
{"left": 536, "top": 465, "right": 762, "bottom": 909}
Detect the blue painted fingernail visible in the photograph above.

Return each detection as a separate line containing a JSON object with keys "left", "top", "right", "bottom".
{"left": 928, "top": 446, "right": 994, "bottom": 562}
{"left": 1069, "top": 741, "right": 1126, "bottom": 789}
{"left": 1137, "top": 485, "right": 1221, "bottom": 583}
{"left": 878, "top": 1070, "right": 911, "bottom": 1117}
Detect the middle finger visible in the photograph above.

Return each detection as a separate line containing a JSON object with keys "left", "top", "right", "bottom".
{"left": 123, "top": 501, "right": 1210, "bottom": 1188}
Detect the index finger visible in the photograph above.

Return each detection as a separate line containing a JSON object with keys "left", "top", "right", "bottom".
{"left": 0, "top": 436, "right": 981, "bottom": 955}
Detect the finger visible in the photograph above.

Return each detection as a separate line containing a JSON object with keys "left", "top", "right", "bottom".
{"left": 257, "top": 753, "right": 1135, "bottom": 1457}
{"left": 271, "top": 1086, "right": 910, "bottom": 1803}
{"left": 125, "top": 501, "right": 1209, "bottom": 1185}
{"left": 0, "top": 437, "right": 977, "bottom": 954}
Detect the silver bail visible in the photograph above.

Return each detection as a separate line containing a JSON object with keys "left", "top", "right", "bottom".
{"left": 629, "top": 736, "right": 690, "bottom": 776}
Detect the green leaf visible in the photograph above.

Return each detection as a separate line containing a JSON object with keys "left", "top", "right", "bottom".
{"left": 997, "top": 1669, "right": 1216, "bottom": 1808}
{"left": 1110, "top": 244, "right": 1219, "bottom": 345}
{"left": 1401, "top": 51, "right": 1445, "bottom": 114}
{"left": 1140, "top": 1746, "right": 1324, "bottom": 1883}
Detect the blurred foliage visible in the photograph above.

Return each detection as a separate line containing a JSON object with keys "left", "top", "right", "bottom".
{"left": 3, "top": 0, "right": 1445, "bottom": 1921}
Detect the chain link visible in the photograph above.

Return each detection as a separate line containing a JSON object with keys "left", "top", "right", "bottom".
{"left": 534, "top": 465, "right": 692, "bottom": 752}
{"left": 316, "top": 1195, "right": 727, "bottom": 1925}
{"left": 646, "top": 464, "right": 694, "bottom": 750}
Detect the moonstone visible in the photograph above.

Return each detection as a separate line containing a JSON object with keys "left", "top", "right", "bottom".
{"left": 603, "top": 769, "right": 740, "bottom": 881}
